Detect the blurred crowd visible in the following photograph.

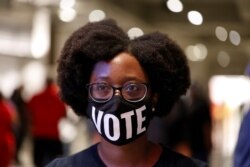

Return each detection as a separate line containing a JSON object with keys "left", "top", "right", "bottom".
{"left": 0, "top": 77, "right": 66, "bottom": 167}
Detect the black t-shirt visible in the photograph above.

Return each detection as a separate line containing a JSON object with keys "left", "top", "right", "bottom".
{"left": 46, "top": 143, "right": 207, "bottom": 167}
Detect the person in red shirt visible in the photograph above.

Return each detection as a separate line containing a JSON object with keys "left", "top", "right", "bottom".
{"left": 28, "top": 77, "right": 66, "bottom": 167}
{"left": 0, "top": 91, "right": 17, "bottom": 167}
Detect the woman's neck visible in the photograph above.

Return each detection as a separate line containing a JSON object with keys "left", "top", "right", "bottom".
{"left": 97, "top": 135, "right": 162, "bottom": 167}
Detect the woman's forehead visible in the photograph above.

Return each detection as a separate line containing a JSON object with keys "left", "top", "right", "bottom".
{"left": 90, "top": 52, "right": 148, "bottom": 84}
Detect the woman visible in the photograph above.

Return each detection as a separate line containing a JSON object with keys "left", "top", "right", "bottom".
{"left": 47, "top": 19, "right": 207, "bottom": 167}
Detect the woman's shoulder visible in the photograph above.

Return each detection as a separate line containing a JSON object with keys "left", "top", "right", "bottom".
{"left": 45, "top": 143, "right": 105, "bottom": 167}
{"left": 155, "top": 146, "right": 208, "bottom": 167}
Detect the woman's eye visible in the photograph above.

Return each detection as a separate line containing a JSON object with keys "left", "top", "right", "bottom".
{"left": 125, "top": 84, "right": 139, "bottom": 92}
{"left": 96, "top": 84, "right": 109, "bottom": 91}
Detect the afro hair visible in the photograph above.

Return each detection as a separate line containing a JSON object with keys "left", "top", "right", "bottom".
{"left": 57, "top": 18, "right": 190, "bottom": 117}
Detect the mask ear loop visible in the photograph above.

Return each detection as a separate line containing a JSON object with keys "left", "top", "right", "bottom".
{"left": 151, "top": 93, "right": 159, "bottom": 113}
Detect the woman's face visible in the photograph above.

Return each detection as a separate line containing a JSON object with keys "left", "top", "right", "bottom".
{"left": 90, "top": 52, "right": 148, "bottom": 89}
{"left": 87, "top": 52, "right": 154, "bottom": 145}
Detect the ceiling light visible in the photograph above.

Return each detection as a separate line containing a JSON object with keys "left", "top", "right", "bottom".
{"left": 215, "top": 26, "right": 228, "bottom": 42}
{"left": 60, "top": 0, "right": 75, "bottom": 10}
{"left": 185, "top": 43, "right": 207, "bottom": 61}
{"left": 31, "top": 8, "right": 51, "bottom": 58}
{"left": 217, "top": 51, "right": 230, "bottom": 67}
{"left": 88, "top": 10, "right": 106, "bottom": 22}
{"left": 229, "top": 30, "right": 241, "bottom": 46}
{"left": 59, "top": 8, "right": 76, "bottom": 22}
{"left": 127, "top": 27, "right": 144, "bottom": 40}
{"left": 187, "top": 10, "right": 203, "bottom": 25}
{"left": 166, "top": 0, "right": 183, "bottom": 13}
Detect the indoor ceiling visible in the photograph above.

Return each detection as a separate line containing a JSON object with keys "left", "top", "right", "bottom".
{"left": 97, "top": 0, "right": 250, "bottom": 83}
{"left": 0, "top": 0, "right": 250, "bottom": 86}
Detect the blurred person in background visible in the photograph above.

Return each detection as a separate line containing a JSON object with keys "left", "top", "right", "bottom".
{"left": 148, "top": 95, "right": 192, "bottom": 157}
{"left": 10, "top": 85, "right": 29, "bottom": 165}
{"left": 234, "top": 64, "right": 250, "bottom": 167}
{"left": 162, "top": 96, "right": 192, "bottom": 157}
{"left": 46, "top": 18, "right": 207, "bottom": 167}
{"left": 149, "top": 82, "right": 212, "bottom": 162}
{"left": 28, "top": 77, "right": 66, "bottom": 167}
{"left": 0, "top": 91, "right": 17, "bottom": 167}
{"left": 187, "top": 83, "right": 212, "bottom": 162}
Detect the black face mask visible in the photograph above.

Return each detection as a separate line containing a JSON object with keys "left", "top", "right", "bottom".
{"left": 86, "top": 95, "right": 154, "bottom": 146}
